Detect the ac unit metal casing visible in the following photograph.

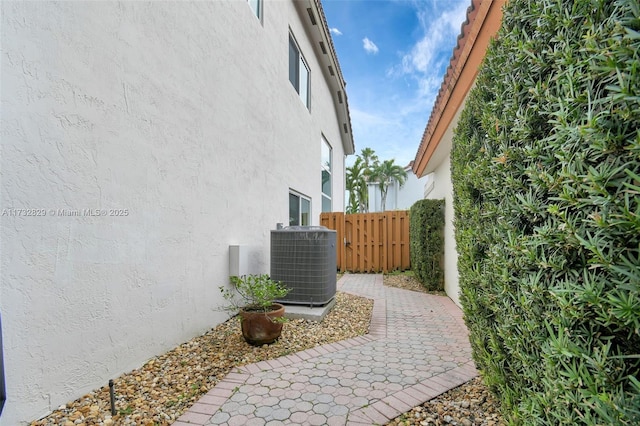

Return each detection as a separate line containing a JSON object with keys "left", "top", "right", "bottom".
{"left": 270, "top": 226, "right": 337, "bottom": 306}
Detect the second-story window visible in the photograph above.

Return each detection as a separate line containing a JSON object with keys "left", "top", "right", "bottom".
{"left": 289, "top": 34, "right": 310, "bottom": 108}
{"left": 321, "top": 137, "right": 332, "bottom": 212}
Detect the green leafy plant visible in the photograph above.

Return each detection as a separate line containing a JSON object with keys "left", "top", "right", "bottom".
{"left": 409, "top": 199, "right": 444, "bottom": 291}
{"left": 369, "top": 159, "right": 408, "bottom": 211}
{"left": 118, "top": 406, "right": 133, "bottom": 415}
{"left": 219, "top": 274, "right": 290, "bottom": 314}
{"left": 451, "top": 0, "right": 640, "bottom": 424}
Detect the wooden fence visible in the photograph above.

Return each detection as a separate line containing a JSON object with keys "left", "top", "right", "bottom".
{"left": 320, "top": 211, "right": 411, "bottom": 273}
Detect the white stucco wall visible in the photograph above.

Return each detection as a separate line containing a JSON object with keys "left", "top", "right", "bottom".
{"left": 420, "top": 99, "right": 465, "bottom": 308}
{"left": 366, "top": 168, "right": 426, "bottom": 213}
{"left": 395, "top": 170, "right": 427, "bottom": 211}
{"left": 423, "top": 154, "right": 459, "bottom": 307}
{"left": 0, "top": 1, "right": 349, "bottom": 424}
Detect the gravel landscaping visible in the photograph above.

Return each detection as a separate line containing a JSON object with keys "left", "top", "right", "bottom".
{"left": 31, "top": 273, "right": 504, "bottom": 426}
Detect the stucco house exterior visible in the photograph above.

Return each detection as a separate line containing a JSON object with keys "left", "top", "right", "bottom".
{"left": 367, "top": 164, "right": 427, "bottom": 212}
{"left": 412, "top": 0, "right": 504, "bottom": 307}
{"left": 0, "top": 0, "right": 353, "bottom": 424}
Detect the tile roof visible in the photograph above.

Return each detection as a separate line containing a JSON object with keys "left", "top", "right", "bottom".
{"left": 412, "top": 0, "right": 504, "bottom": 176}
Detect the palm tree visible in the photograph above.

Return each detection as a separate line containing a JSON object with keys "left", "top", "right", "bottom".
{"left": 360, "top": 147, "right": 378, "bottom": 169}
{"left": 346, "top": 157, "right": 367, "bottom": 213}
{"left": 359, "top": 148, "right": 380, "bottom": 212}
{"left": 369, "top": 159, "right": 407, "bottom": 211}
{"left": 346, "top": 148, "right": 386, "bottom": 213}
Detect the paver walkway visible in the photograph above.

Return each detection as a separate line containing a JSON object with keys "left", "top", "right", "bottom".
{"left": 174, "top": 274, "right": 477, "bottom": 426}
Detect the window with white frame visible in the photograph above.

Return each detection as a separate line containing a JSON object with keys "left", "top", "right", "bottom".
{"left": 288, "top": 34, "right": 310, "bottom": 108}
{"left": 247, "top": 0, "right": 262, "bottom": 20}
{"left": 321, "top": 137, "right": 332, "bottom": 212}
{"left": 289, "top": 191, "right": 310, "bottom": 226}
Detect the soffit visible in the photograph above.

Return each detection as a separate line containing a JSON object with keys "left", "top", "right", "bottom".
{"left": 296, "top": 0, "right": 355, "bottom": 155}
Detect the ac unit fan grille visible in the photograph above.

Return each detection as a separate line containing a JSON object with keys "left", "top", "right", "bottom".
{"left": 270, "top": 226, "right": 337, "bottom": 306}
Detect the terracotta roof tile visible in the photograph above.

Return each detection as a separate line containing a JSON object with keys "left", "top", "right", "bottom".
{"left": 412, "top": 0, "right": 504, "bottom": 176}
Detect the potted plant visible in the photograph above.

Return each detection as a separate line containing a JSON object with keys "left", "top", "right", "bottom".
{"left": 219, "top": 274, "right": 290, "bottom": 345}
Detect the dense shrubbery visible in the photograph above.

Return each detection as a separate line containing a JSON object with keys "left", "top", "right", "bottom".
{"left": 409, "top": 199, "right": 444, "bottom": 291}
{"left": 451, "top": 0, "right": 640, "bottom": 424}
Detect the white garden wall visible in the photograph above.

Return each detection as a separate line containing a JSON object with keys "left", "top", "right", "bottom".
{"left": 423, "top": 154, "right": 459, "bottom": 307}
{"left": 0, "top": 1, "right": 350, "bottom": 424}
{"left": 367, "top": 167, "right": 427, "bottom": 212}
{"left": 420, "top": 104, "right": 465, "bottom": 308}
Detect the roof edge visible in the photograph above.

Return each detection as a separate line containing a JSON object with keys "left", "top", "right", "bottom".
{"left": 412, "top": 0, "right": 505, "bottom": 176}
{"left": 302, "top": 0, "right": 355, "bottom": 155}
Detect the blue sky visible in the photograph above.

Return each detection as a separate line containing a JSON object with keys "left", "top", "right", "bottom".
{"left": 321, "top": 0, "right": 470, "bottom": 168}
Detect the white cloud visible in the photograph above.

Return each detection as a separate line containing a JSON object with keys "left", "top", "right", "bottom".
{"left": 402, "top": 2, "right": 467, "bottom": 74}
{"left": 392, "top": 1, "right": 468, "bottom": 99}
{"left": 362, "top": 37, "right": 379, "bottom": 54}
{"left": 347, "top": 103, "right": 425, "bottom": 167}
{"left": 351, "top": 107, "right": 397, "bottom": 127}
{"left": 330, "top": 27, "right": 342, "bottom": 36}
{"left": 339, "top": 2, "right": 471, "bottom": 167}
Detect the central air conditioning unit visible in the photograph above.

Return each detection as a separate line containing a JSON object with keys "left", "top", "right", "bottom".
{"left": 270, "top": 226, "right": 337, "bottom": 306}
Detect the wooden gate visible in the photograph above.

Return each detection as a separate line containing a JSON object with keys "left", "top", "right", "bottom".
{"left": 320, "top": 211, "right": 410, "bottom": 273}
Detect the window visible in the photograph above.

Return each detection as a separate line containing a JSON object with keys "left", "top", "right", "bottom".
{"left": 247, "top": 0, "right": 261, "bottom": 20}
{"left": 321, "top": 137, "right": 332, "bottom": 212}
{"left": 289, "top": 191, "right": 310, "bottom": 226}
{"left": 289, "top": 34, "right": 310, "bottom": 108}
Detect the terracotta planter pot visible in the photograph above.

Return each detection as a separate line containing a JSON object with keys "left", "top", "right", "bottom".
{"left": 239, "top": 303, "right": 285, "bottom": 346}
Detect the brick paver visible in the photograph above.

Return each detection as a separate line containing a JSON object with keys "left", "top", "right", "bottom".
{"left": 174, "top": 274, "right": 477, "bottom": 425}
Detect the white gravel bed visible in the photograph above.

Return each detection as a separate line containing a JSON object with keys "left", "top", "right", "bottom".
{"left": 31, "top": 274, "right": 504, "bottom": 426}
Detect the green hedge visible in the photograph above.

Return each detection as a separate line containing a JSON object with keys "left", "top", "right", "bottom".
{"left": 409, "top": 199, "right": 444, "bottom": 291}
{"left": 451, "top": 0, "right": 640, "bottom": 424}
